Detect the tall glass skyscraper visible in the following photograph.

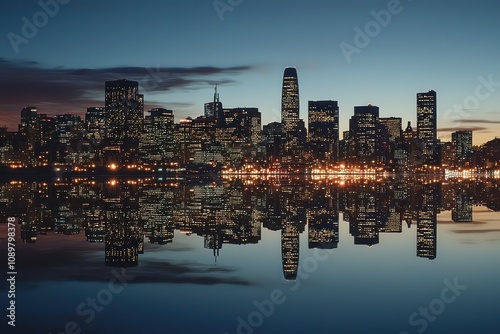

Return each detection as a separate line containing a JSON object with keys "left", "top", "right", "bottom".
{"left": 281, "top": 67, "right": 300, "bottom": 136}
{"left": 105, "top": 79, "right": 143, "bottom": 141}
{"left": 417, "top": 90, "right": 438, "bottom": 165}
{"left": 452, "top": 130, "right": 473, "bottom": 167}
{"left": 349, "top": 105, "right": 379, "bottom": 164}
{"left": 308, "top": 100, "right": 339, "bottom": 162}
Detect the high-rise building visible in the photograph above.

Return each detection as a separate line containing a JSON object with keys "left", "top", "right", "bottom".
{"left": 379, "top": 117, "right": 402, "bottom": 143}
{"left": 378, "top": 117, "right": 402, "bottom": 167}
{"left": 85, "top": 107, "right": 106, "bottom": 144}
{"left": 223, "top": 108, "right": 262, "bottom": 144}
{"left": 18, "top": 107, "right": 40, "bottom": 166}
{"left": 140, "top": 108, "right": 175, "bottom": 163}
{"left": 174, "top": 118, "right": 198, "bottom": 164}
{"left": 349, "top": 105, "right": 380, "bottom": 164}
{"left": 53, "top": 114, "right": 83, "bottom": 165}
{"left": 281, "top": 67, "right": 300, "bottom": 135}
{"left": 105, "top": 79, "right": 143, "bottom": 141}
{"left": 452, "top": 130, "right": 473, "bottom": 167}
{"left": 38, "top": 115, "right": 55, "bottom": 166}
{"left": 204, "top": 85, "right": 223, "bottom": 120}
{"left": 19, "top": 107, "right": 38, "bottom": 138}
{"left": 262, "top": 122, "right": 284, "bottom": 162}
{"left": 308, "top": 100, "right": 339, "bottom": 163}
{"left": 417, "top": 90, "right": 438, "bottom": 165}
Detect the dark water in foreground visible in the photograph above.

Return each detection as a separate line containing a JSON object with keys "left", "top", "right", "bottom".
{"left": 1, "top": 177, "right": 499, "bottom": 334}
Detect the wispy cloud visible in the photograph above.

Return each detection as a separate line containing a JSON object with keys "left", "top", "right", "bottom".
{"left": 452, "top": 119, "right": 500, "bottom": 124}
{"left": 0, "top": 58, "right": 258, "bottom": 127}
{"left": 437, "top": 126, "right": 488, "bottom": 132}
{"left": 9, "top": 232, "right": 253, "bottom": 286}
{"left": 453, "top": 229, "right": 500, "bottom": 234}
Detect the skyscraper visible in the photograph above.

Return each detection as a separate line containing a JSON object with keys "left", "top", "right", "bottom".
{"left": 53, "top": 114, "right": 83, "bottom": 165}
{"left": 105, "top": 79, "right": 143, "bottom": 141}
{"left": 204, "top": 85, "right": 223, "bottom": 119}
{"left": 379, "top": 117, "right": 402, "bottom": 143}
{"left": 140, "top": 108, "right": 175, "bottom": 163}
{"left": 281, "top": 67, "right": 300, "bottom": 135}
{"left": 85, "top": 107, "right": 106, "bottom": 143}
{"left": 308, "top": 100, "right": 339, "bottom": 163}
{"left": 19, "top": 107, "right": 39, "bottom": 166}
{"left": 417, "top": 90, "right": 438, "bottom": 165}
{"left": 223, "top": 108, "right": 262, "bottom": 144}
{"left": 452, "top": 130, "right": 473, "bottom": 167}
{"left": 349, "top": 105, "right": 379, "bottom": 164}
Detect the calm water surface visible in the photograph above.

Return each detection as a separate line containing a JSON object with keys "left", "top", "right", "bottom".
{"left": 1, "top": 177, "right": 499, "bottom": 334}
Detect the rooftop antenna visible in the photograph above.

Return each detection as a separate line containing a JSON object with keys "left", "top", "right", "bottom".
{"left": 213, "top": 84, "right": 220, "bottom": 119}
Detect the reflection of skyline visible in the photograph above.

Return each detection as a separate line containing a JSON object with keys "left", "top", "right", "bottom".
{"left": 1, "top": 178, "right": 499, "bottom": 278}
{"left": 416, "top": 183, "right": 440, "bottom": 260}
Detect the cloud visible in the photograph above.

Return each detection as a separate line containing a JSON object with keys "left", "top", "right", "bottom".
{"left": 2, "top": 227, "right": 253, "bottom": 287}
{"left": 437, "top": 126, "right": 488, "bottom": 132}
{"left": 452, "top": 229, "right": 500, "bottom": 234}
{"left": 452, "top": 119, "right": 500, "bottom": 124}
{"left": 0, "top": 58, "right": 258, "bottom": 128}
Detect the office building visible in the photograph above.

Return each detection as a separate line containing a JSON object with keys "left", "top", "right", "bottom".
{"left": 308, "top": 100, "right": 339, "bottom": 163}
{"left": 417, "top": 90, "right": 438, "bottom": 165}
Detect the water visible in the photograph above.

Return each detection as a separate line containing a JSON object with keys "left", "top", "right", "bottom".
{"left": 1, "top": 177, "right": 499, "bottom": 334}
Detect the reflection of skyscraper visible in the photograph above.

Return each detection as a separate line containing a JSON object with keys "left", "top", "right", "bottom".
{"left": 349, "top": 185, "right": 381, "bottom": 246}
{"left": 417, "top": 90, "right": 438, "bottom": 165}
{"left": 104, "top": 182, "right": 142, "bottom": 267}
{"left": 21, "top": 222, "right": 37, "bottom": 243}
{"left": 18, "top": 107, "right": 40, "bottom": 166}
{"left": 452, "top": 183, "right": 473, "bottom": 222}
{"left": 308, "top": 100, "right": 339, "bottom": 163}
{"left": 140, "top": 185, "right": 175, "bottom": 244}
{"left": 416, "top": 183, "right": 439, "bottom": 259}
{"left": 281, "top": 222, "right": 299, "bottom": 280}
{"left": 308, "top": 212, "right": 339, "bottom": 249}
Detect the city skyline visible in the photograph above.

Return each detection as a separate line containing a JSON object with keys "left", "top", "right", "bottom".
{"left": 2, "top": 76, "right": 499, "bottom": 173}
{"left": 1, "top": 0, "right": 500, "bottom": 145}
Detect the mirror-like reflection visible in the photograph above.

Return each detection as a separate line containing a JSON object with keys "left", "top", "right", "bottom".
{"left": 2, "top": 177, "right": 499, "bottom": 281}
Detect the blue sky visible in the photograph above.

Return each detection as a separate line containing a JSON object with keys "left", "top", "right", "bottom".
{"left": 1, "top": 0, "right": 500, "bottom": 144}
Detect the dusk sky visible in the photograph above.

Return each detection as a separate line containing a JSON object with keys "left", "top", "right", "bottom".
{"left": 1, "top": 0, "right": 499, "bottom": 144}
